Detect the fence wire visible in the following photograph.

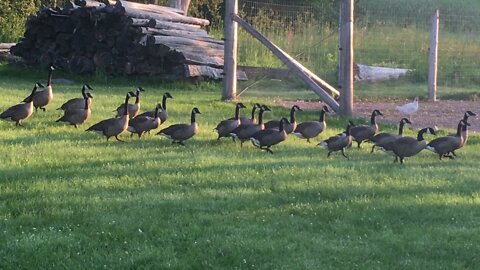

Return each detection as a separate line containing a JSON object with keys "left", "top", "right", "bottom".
{"left": 238, "top": 0, "right": 480, "bottom": 99}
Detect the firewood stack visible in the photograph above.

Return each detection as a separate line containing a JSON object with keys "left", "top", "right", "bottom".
{"left": 11, "top": 0, "right": 246, "bottom": 80}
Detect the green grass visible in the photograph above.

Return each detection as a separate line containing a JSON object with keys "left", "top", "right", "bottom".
{"left": 1, "top": 65, "right": 480, "bottom": 269}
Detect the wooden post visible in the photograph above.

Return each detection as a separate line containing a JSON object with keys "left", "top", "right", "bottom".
{"left": 338, "top": 0, "right": 354, "bottom": 116}
{"left": 428, "top": 10, "right": 439, "bottom": 102}
{"left": 223, "top": 0, "right": 238, "bottom": 100}
{"left": 233, "top": 15, "right": 340, "bottom": 111}
{"left": 168, "top": 0, "right": 180, "bottom": 9}
{"left": 181, "top": 0, "right": 191, "bottom": 16}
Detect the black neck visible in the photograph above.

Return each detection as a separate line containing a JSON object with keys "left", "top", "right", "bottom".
{"left": 398, "top": 121, "right": 406, "bottom": 135}
{"left": 135, "top": 91, "right": 140, "bottom": 104}
{"left": 154, "top": 106, "right": 160, "bottom": 118}
{"left": 234, "top": 105, "right": 241, "bottom": 120}
{"left": 191, "top": 110, "right": 196, "bottom": 123}
{"left": 417, "top": 128, "right": 427, "bottom": 141}
{"left": 456, "top": 121, "right": 463, "bottom": 136}
{"left": 162, "top": 95, "right": 167, "bottom": 110}
{"left": 319, "top": 110, "right": 326, "bottom": 122}
{"left": 123, "top": 95, "right": 130, "bottom": 116}
{"left": 47, "top": 68, "right": 53, "bottom": 86}
{"left": 370, "top": 112, "right": 377, "bottom": 125}
{"left": 290, "top": 107, "right": 296, "bottom": 123}
{"left": 26, "top": 86, "right": 37, "bottom": 102}
{"left": 461, "top": 122, "right": 468, "bottom": 132}
{"left": 84, "top": 95, "right": 89, "bottom": 109}
{"left": 250, "top": 106, "right": 257, "bottom": 121}
{"left": 345, "top": 125, "right": 351, "bottom": 136}
{"left": 258, "top": 109, "right": 266, "bottom": 125}
{"left": 81, "top": 87, "right": 87, "bottom": 99}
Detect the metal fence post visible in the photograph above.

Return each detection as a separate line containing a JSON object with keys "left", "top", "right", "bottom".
{"left": 428, "top": 10, "right": 439, "bottom": 102}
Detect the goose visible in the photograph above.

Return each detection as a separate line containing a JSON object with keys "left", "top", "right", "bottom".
{"left": 57, "top": 84, "right": 93, "bottom": 111}
{"left": 0, "top": 83, "right": 43, "bottom": 126}
{"left": 214, "top": 102, "right": 247, "bottom": 140}
{"left": 427, "top": 120, "right": 469, "bottom": 160}
{"left": 24, "top": 65, "right": 55, "bottom": 111}
{"left": 396, "top": 96, "right": 418, "bottom": 120}
{"left": 55, "top": 93, "right": 92, "bottom": 128}
{"left": 229, "top": 103, "right": 261, "bottom": 124}
{"left": 157, "top": 107, "right": 201, "bottom": 146}
{"left": 318, "top": 121, "right": 354, "bottom": 159}
{"left": 264, "top": 105, "right": 302, "bottom": 134}
{"left": 128, "top": 103, "right": 162, "bottom": 138}
{"left": 386, "top": 127, "right": 436, "bottom": 164}
{"left": 250, "top": 117, "right": 289, "bottom": 154}
{"left": 350, "top": 109, "right": 383, "bottom": 148}
{"left": 115, "top": 87, "right": 145, "bottom": 119}
{"left": 292, "top": 105, "right": 330, "bottom": 143}
{"left": 137, "top": 92, "right": 173, "bottom": 124}
{"left": 86, "top": 91, "right": 135, "bottom": 142}
{"left": 369, "top": 118, "right": 411, "bottom": 153}
{"left": 448, "top": 111, "right": 476, "bottom": 146}
{"left": 229, "top": 105, "right": 271, "bottom": 147}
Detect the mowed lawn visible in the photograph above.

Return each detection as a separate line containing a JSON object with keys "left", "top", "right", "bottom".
{"left": 1, "top": 66, "right": 480, "bottom": 269}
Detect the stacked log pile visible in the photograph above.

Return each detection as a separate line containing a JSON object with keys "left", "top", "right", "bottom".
{"left": 11, "top": 0, "right": 246, "bottom": 80}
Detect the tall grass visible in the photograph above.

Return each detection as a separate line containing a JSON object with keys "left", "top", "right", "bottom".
{"left": 227, "top": 0, "right": 480, "bottom": 90}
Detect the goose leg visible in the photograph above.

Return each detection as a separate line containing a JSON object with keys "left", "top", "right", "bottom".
{"left": 327, "top": 151, "right": 332, "bottom": 158}
{"left": 357, "top": 141, "right": 361, "bottom": 148}
{"left": 307, "top": 138, "right": 311, "bottom": 143}
{"left": 115, "top": 135, "right": 126, "bottom": 143}
{"left": 400, "top": 157, "right": 405, "bottom": 164}
{"left": 394, "top": 156, "right": 398, "bottom": 163}
{"left": 341, "top": 148, "right": 349, "bottom": 159}
{"left": 40, "top": 107, "right": 46, "bottom": 112}
{"left": 451, "top": 151, "right": 457, "bottom": 157}
{"left": 264, "top": 147, "right": 273, "bottom": 154}
{"left": 370, "top": 145, "right": 375, "bottom": 153}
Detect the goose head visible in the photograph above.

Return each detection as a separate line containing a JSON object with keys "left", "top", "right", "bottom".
{"left": 400, "top": 118, "right": 412, "bottom": 124}
{"left": 192, "top": 107, "right": 201, "bottom": 115}
{"left": 261, "top": 105, "right": 271, "bottom": 112}
{"left": 127, "top": 91, "right": 136, "bottom": 98}
{"left": 136, "top": 87, "right": 145, "bottom": 94}
{"left": 464, "top": 111, "right": 476, "bottom": 120}
{"left": 292, "top": 105, "right": 302, "bottom": 112}
{"left": 35, "top": 82, "right": 45, "bottom": 89}
{"left": 236, "top": 102, "right": 247, "bottom": 109}
{"left": 164, "top": 92, "right": 173, "bottom": 99}
{"left": 372, "top": 109, "right": 383, "bottom": 117}
{"left": 322, "top": 105, "right": 330, "bottom": 113}
{"left": 83, "top": 84, "right": 93, "bottom": 91}
{"left": 49, "top": 65, "right": 56, "bottom": 71}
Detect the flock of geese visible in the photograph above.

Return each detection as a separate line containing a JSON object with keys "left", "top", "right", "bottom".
{"left": 0, "top": 66, "right": 475, "bottom": 164}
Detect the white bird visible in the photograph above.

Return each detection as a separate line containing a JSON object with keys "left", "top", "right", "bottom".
{"left": 396, "top": 96, "right": 419, "bottom": 121}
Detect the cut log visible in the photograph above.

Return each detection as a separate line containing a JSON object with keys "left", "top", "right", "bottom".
{"left": 115, "top": 0, "right": 209, "bottom": 26}
{"left": 184, "top": 64, "right": 247, "bottom": 80}
{"left": 137, "top": 27, "right": 223, "bottom": 45}
{"left": 147, "top": 19, "right": 200, "bottom": 30}
{"left": 0, "top": 43, "right": 16, "bottom": 51}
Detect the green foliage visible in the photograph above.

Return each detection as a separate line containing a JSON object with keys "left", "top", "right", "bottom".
{"left": 0, "top": 0, "right": 37, "bottom": 42}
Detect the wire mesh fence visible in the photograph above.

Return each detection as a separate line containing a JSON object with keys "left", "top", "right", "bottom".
{"left": 236, "top": 0, "right": 480, "bottom": 100}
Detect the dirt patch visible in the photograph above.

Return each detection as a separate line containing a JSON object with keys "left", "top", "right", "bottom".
{"left": 276, "top": 99, "right": 480, "bottom": 133}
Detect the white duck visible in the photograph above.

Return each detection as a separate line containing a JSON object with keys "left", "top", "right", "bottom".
{"left": 396, "top": 96, "right": 419, "bottom": 121}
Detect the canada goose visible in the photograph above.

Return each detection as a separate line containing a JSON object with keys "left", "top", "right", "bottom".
{"left": 157, "top": 107, "right": 201, "bottom": 146}
{"left": 58, "top": 84, "right": 93, "bottom": 110}
{"left": 137, "top": 92, "right": 173, "bottom": 124}
{"left": 318, "top": 121, "right": 354, "bottom": 159}
{"left": 292, "top": 105, "right": 330, "bottom": 143}
{"left": 56, "top": 93, "right": 92, "bottom": 128}
{"left": 250, "top": 117, "right": 289, "bottom": 154}
{"left": 229, "top": 103, "right": 261, "bottom": 124}
{"left": 214, "top": 102, "right": 247, "bottom": 140}
{"left": 369, "top": 118, "right": 411, "bottom": 153}
{"left": 23, "top": 65, "right": 55, "bottom": 111}
{"left": 86, "top": 91, "right": 135, "bottom": 142}
{"left": 128, "top": 103, "right": 162, "bottom": 138}
{"left": 397, "top": 96, "right": 419, "bottom": 120}
{"left": 229, "top": 105, "right": 271, "bottom": 147}
{"left": 350, "top": 109, "right": 383, "bottom": 148}
{"left": 387, "top": 127, "right": 436, "bottom": 164}
{"left": 448, "top": 111, "right": 476, "bottom": 146}
{"left": 264, "top": 105, "right": 302, "bottom": 134}
{"left": 0, "top": 83, "right": 43, "bottom": 126}
{"left": 115, "top": 87, "right": 145, "bottom": 119}
{"left": 426, "top": 120, "right": 469, "bottom": 160}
